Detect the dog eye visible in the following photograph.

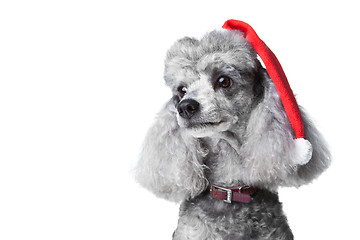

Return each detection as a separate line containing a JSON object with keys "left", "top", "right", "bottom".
{"left": 177, "top": 86, "right": 187, "bottom": 97}
{"left": 217, "top": 76, "right": 232, "bottom": 88}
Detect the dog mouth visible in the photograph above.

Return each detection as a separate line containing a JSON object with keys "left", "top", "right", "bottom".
{"left": 183, "top": 120, "right": 232, "bottom": 138}
{"left": 188, "top": 120, "right": 225, "bottom": 129}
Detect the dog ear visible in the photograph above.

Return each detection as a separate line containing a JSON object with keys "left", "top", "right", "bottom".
{"left": 135, "top": 99, "right": 208, "bottom": 202}
{"left": 240, "top": 67, "right": 331, "bottom": 188}
{"left": 287, "top": 107, "right": 331, "bottom": 186}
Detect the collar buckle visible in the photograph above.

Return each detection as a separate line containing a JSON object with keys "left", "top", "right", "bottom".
{"left": 212, "top": 185, "right": 233, "bottom": 203}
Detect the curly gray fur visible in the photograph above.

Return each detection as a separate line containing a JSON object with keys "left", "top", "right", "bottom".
{"left": 135, "top": 29, "right": 331, "bottom": 239}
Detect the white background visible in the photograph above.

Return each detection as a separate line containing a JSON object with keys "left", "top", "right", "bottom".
{"left": 1, "top": 1, "right": 359, "bottom": 239}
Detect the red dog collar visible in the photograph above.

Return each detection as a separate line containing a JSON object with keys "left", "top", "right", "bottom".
{"left": 210, "top": 185, "right": 258, "bottom": 203}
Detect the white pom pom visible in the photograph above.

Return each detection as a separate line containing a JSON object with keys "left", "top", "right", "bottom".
{"left": 294, "top": 138, "right": 313, "bottom": 165}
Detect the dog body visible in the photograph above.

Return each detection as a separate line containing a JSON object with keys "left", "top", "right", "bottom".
{"left": 136, "top": 29, "right": 330, "bottom": 239}
{"left": 174, "top": 190, "right": 291, "bottom": 239}
{"left": 173, "top": 135, "right": 293, "bottom": 239}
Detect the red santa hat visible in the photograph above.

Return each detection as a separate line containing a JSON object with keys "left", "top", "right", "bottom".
{"left": 223, "top": 19, "right": 305, "bottom": 140}
{"left": 223, "top": 20, "right": 313, "bottom": 164}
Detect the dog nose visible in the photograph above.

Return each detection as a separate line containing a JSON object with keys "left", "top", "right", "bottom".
{"left": 177, "top": 99, "right": 200, "bottom": 119}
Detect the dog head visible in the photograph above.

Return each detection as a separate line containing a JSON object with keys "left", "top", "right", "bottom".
{"left": 136, "top": 29, "right": 331, "bottom": 201}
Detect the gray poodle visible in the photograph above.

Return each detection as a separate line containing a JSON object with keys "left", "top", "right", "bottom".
{"left": 135, "top": 21, "right": 331, "bottom": 239}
